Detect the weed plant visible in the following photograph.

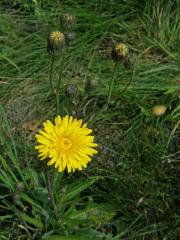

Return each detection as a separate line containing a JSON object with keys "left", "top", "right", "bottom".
{"left": 0, "top": 0, "right": 179, "bottom": 239}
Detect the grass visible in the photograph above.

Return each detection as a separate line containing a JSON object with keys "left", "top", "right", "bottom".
{"left": 0, "top": 0, "right": 179, "bottom": 239}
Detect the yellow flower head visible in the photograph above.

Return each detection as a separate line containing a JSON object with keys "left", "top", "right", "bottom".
{"left": 152, "top": 105, "right": 166, "bottom": 116}
{"left": 50, "top": 31, "right": 65, "bottom": 43}
{"left": 35, "top": 115, "right": 98, "bottom": 173}
{"left": 47, "top": 31, "right": 65, "bottom": 56}
{"left": 112, "top": 43, "right": 129, "bottom": 62}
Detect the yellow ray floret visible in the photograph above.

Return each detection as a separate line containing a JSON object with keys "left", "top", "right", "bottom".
{"left": 35, "top": 115, "right": 98, "bottom": 173}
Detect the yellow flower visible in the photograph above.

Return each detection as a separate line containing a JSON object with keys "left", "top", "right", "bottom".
{"left": 47, "top": 31, "right": 65, "bottom": 56}
{"left": 50, "top": 31, "right": 65, "bottom": 43}
{"left": 112, "top": 43, "right": 129, "bottom": 62}
{"left": 35, "top": 115, "right": 98, "bottom": 173}
{"left": 152, "top": 105, "right": 166, "bottom": 116}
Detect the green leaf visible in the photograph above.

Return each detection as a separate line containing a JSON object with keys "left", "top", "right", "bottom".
{"left": 45, "top": 234, "right": 92, "bottom": 240}
{"left": 44, "top": 229, "right": 112, "bottom": 240}
{"left": 18, "top": 212, "right": 44, "bottom": 229}
{"left": 0, "top": 55, "right": 20, "bottom": 73}
{"left": 0, "top": 215, "right": 12, "bottom": 221}
{"left": 63, "top": 203, "right": 116, "bottom": 228}
{"left": 21, "top": 193, "right": 49, "bottom": 218}
{"left": 60, "top": 177, "right": 98, "bottom": 203}
{"left": 0, "top": 154, "right": 17, "bottom": 182}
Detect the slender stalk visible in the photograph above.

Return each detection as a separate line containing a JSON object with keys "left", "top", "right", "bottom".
{"left": 120, "top": 61, "right": 136, "bottom": 95}
{"left": 56, "top": 52, "right": 66, "bottom": 115}
{"left": 106, "top": 62, "right": 118, "bottom": 110}
{"left": 45, "top": 167, "right": 58, "bottom": 218}
{"left": 49, "top": 55, "right": 55, "bottom": 93}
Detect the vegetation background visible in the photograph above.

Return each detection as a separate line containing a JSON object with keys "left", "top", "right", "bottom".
{"left": 0, "top": 0, "right": 179, "bottom": 239}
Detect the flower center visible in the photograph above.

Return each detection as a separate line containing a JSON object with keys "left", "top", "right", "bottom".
{"left": 59, "top": 137, "right": 72, "bottom": 150}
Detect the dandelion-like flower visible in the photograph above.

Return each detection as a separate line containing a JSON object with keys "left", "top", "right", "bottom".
{"left": 112, "top": 43, "right": 129, "bottom": 62}
{"left": 35, "top": 115, "right": 98, "bottom": 173}
{"left": 47, "top": 31, "right": 65, "bottom": 56}
{"left": 152, "top": 105, "right": 166, "bottom": 116}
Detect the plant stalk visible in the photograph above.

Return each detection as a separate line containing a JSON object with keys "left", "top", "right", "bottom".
{"left": 49, "top": 55, "right": 55, "bottom": 93}
{"left": 56, "top": 52, "right": 66, "bottom": 115}
{"left": 106, "top": 62, "right": 118, "bottom": 110}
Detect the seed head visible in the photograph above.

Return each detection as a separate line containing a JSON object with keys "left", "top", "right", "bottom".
{"left": 47, "top": 31, "right": 65, "bottom": 56}
{"left": 152, "top": 105, "right": 166, "bottom": 116}
{"left": 112, "top": 43, "right": 129, "bottom": 62}
{"left": 60, "top": 13, "right": 76, "bottom": 30}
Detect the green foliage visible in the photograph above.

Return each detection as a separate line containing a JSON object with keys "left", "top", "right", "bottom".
{"left": 0, "top": 106, "right": 115, "bottom": 238}
{"left": 0, "top": 0, "right": 179, "bottom": 239}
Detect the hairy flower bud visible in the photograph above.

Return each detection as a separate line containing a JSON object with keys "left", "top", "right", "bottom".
{"left": 112, "top": 43, "right": 129, "bottom": 62}
{"left": 152, "top": 105, "right": 166, "bottom": 116}
{"left": 60, "top": 13, "right": 76, "bottom": 30}
{"left": 47, "top": 31, "right": 65, "bottom": 56}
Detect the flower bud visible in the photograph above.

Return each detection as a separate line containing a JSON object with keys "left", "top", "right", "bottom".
{"left": 47, "top": 31, "right": 65, "bottom": 56}
{"left": 152, "top": 105, "right": 166, "bottom": 116}
{"left": 60, "top": 13, "right": 76, "bottom": 30}
{"left": 13, "top": 193, "right": 20, "bottom": 203}
{"left": 65, "top": 83, "right": 79, "bottom": 106}
{"left": 112, "top": 43, "right": 129, "bottom": 62}
{"left": 65, "top": 83, "right": 78, "bottom": 98}
{"left": 16, "top": 182, "right": 25, "bottom": 192}
{"left": 66, "top": 32, "right": 76, "bottom": 42}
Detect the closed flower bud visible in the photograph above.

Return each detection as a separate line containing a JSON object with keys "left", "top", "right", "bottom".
{"left": 60, "top": 13, "right": 76, "bottom": 30}
{"left": 66, "top": 32, "right": 76, "bottom": 42}
{"left": 65, "top": 83, "right": 78, "bottom": 98}
{"left": 152, "top": 105, "right": 166, "bottom": 116}
{"left": 13, "top": 193, "right": 20, "bottom": 203}
{"left": 65, "top": 83, "right": 79, "bottom": 106}
{"left": 16, "top": 182, "right": 25, "bottom": 192}
{"left": 112, "top": 43, "right": 129, "bottom": 62}
{"left": 47, "top": 31, "right": 65, "bottom": 56}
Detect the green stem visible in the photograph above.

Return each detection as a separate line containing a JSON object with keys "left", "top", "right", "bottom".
{"left": 120, "top": 62, "right": 136, "bottom": 95}
{"left": 45, "top": 168, "right": 58, "bottom": 218}
{"left": 56, "top": 93, "right": 60, "bottom": 116}
{"left": 106, "top": 62, "right": 118, "bottom": 110}
{"left": 49, "top": 55, "right": 55, "bottom": 93}
{"left": 56, "top": 52, "right": 66, "bottom": 115}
